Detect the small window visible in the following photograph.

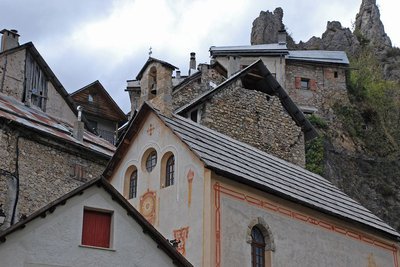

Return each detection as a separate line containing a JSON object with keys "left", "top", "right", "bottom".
{"left": 88, "top": 94, "right": 94, "bottom": 102}
{"left": 251, "top": 226, "right": 266, "bottom": 267}
{"left": 165, "top": 155, "right": 175, "bottom": 187}
{"left": 190, "top": 109, "right": 198, "bottom": 122}
{"left": 129, "top": 170, "right": 138, "bottom": 199}
{"left": 146, "top": 151, "right": 157, "bottom": 172}
{"left": 81, "top": 209, "right": 112, "bottom": 248}
{"left": 301, "top": 78, "right": 309, "bottom": 90}
{"left": 334, "top": 71, "right": 338, "bottom": 78}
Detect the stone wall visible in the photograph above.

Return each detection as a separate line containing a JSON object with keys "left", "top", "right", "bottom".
{"left": 172, "top": 66, "right": 225, "bottom": 110}
{"left": 201, "top": 80, "right": 305, "bottom": 166}
{"left": 0, "top": 125, "right": 108, "bottom": 230}
{"left": 285, "top": 62, "right": 349, "bottom": 117}
{"left": 0, "top": 49, "right": 26, "bottom": 101}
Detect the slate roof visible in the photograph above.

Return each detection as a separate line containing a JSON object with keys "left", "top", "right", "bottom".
{"left": 287, "top": 50, "right": 350, "bottom": 65}
{"left": 105, "top": 103, "right": 400, "bottom": 240}
{"left": 210, "top": 43, "right": 288, "bottom": 56}
{"left": 175, "top": 60, "right": 318, "bottom": 141}
{"left": 159, "top": 111, "right": 400, "bottom": 240}
{"left": 0, "top": 92, "right": 115, "bottom": 157}
{"left": 0, "top": 177, "right": 193, "bottom": 267}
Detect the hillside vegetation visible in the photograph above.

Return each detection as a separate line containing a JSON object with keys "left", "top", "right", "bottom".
{"left": 306, "top": 44, "right": 400, "bottom": 231}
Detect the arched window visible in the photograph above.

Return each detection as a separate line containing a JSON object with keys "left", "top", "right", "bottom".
{"left": 129, "top": 170, "right": 138, "bottom": 199}
{"left": 146, "top": 151, "right": 157, "bottom": 172}
{"left": 251, "top": 226, "right": 266, "bottom": 267}
{"left": 165, "top": 155, "right": 175, "bottom": 187}
{"left": 148, "top": 66, "right": 157, "bottom": 98}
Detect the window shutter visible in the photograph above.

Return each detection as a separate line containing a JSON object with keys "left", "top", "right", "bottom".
{"left": 82, "top": 210, "right": 111, "bottom": 248}
{"left": 310, "top": 79, "right": 317, "bottom": 91}
{"left": 295, "top": 77, "right": 301, "bottom": 89}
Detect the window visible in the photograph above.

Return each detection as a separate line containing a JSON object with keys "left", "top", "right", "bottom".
{"left": 165, "top": 155, "right": 175, "bottom": 187}
{"left": 251, "top": 226, "right": 266, "bottom": 267}
{"left": 334, "top": 71, "right": 338, "bottom": 78}
{"left": 146, "top": 151, "right": 157, "bottom": 172}
{"left": 148, "top": 66, "right": 157, "bottom": 98}
{"left": 190, "top": 109, "right": 198, "bottom": 122}
{"left": 81, "top": 209, "right": 112, "bottom": 248}
{"left": 88, "top": 94, "right": 94, "bottom": 102}
{"left": 129, "top": 170, "right": 138, "bottom": 199}
{"left": 301, "top": 78, "right": 309, "bottom": 90}
{"left": 25, "top": 52, "right": 48, "bottom": 111}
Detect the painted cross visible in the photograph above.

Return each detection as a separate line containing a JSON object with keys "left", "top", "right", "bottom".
{"left": 147, "top": 123, "right": 155, "bottom": 136}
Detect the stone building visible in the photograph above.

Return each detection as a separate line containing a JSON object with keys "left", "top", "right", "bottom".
{"left": 70, "top": 80, "right": 127, "bottom": 145}
{"left": 104, "top": 102, "right": 400, "bottom": 267}
{"left": 209, "top": 31, "right": 350, "bottom": 116}
{"left": 0, "top": 29, "right": 115, "bottom": 230}
{"left": 126, "top": 53, "right": 315, "bottom": 167}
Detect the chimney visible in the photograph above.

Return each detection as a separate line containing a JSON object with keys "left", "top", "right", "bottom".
{"left": 176, "top": 70, "right": 181, "bottom": 79}
{"left": 1, "top": 29, "right": 20, "bottom": 52}
{"left": 278, "top": 29, "right": 287, "bottom": 45}
{"left": 189, "top": 52, "right": 196, "bottom": 75}
{"left": 73, "top": 106, "right": 84, "bottom": 142}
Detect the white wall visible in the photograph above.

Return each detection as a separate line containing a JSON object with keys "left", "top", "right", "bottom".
{"left": 0, "top": 186, "right": 180, "bottom": 267}
{"left": 214, "top": 178, "right": 397, "bottom": 267}
{"left": 109, "top": 113, "right": 205, "bottom": 266}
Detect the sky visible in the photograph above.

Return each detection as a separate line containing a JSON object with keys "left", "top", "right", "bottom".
{"left": 1, "top": 0, "right": 398, "bottom": 113}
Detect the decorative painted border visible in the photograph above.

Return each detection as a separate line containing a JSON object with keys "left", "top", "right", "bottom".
{"left": 213, "top": 182, "right": 399, "bottom": 267}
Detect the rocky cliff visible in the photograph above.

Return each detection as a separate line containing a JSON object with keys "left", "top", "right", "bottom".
{"left": 252, "top": 0, "right": 400, "bottom": 231}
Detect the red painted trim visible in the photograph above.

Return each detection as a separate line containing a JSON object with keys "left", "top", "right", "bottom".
{"left": 214, "top": 183, "right": 399, "bottom": 267}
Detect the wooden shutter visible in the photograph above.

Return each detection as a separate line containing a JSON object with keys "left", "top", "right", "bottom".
{"left": 295, "top": 77, "right": 301, "bottom": 89}
{"left": 310, "top": 79, "right": 317, "bottom": 91}
{"left": 82, "top": 209, "right": 111, "bottom": 248}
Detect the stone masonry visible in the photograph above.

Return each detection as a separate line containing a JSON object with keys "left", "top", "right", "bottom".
{"left": 285, "top": 62, "right": 349, "bottom": 117}
{"left": 172, "top": 64, "right": 225, "bottom": 110}
{"left": 201, "top": 80, "right": 305, "bottom": 167}
{"left": 0, "top": 124, "right": 108, "bottom": 230}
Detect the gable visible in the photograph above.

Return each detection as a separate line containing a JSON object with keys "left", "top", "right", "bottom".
{"left": 0, "top": 43, "right": 77, "bottom": 124}
{"left": 107, "top": 111, "right": 204, "bottom": 190}
{"left": 0, "top": 177, "right": 192, "bottom": 266}
{"left": 71, "top": 81, "right": 126, "bottom": 122}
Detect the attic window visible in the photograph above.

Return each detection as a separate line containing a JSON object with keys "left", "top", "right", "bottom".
{"left": 26, "top": 52, "right": 48, "bottom": 111}
{"left": 88, "top": 94, "right": 94, "bottom": 102}
{"left": 187, "top": 107, "right": 200, "bottom": 123}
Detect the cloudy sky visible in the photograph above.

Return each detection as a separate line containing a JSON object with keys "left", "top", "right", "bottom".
{"left": 1, "top": 0, "right": 398, "bottom": 113}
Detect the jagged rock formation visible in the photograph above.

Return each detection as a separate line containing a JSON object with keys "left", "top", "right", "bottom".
{"left": 297, "top": 21, "right": 361, "bottom": 56}
{"left": 250, "top": 8, "right": 296, "bottom": 48}
{"left": 355, "top": 0, "right": 391, "bottom": 51}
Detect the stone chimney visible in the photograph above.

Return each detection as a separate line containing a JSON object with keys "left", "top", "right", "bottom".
{"left": 176, "top": 70, "right": 181, "bottom": 79}
{"left": 278, "top": 29, "right": 287, "bottom": 45}
{"left": 73, "top": 106, "right": 84, "bottom": 142}
{"left": 189, "top": 52, "right": 196, "bottom": 75}
{"left": 1, "top": 29, "right": 20, "bottom": 52}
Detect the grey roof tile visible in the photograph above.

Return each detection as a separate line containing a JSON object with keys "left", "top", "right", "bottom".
{"left": 159, "top": 112, "right": 400, "bottom": 239}
{"left": 287, "top": 50, "right": 350, "bottom": 64}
